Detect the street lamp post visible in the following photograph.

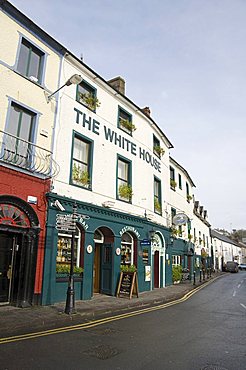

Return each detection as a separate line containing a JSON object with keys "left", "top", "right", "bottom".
{"left": 65, "top": 203, "right": 78, "bottom": 315}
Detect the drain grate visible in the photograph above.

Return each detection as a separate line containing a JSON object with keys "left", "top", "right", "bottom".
{"left": 201, "top": 365, "right": 229, "bottom": 370}
{"left": 84, "top": 344, "right": 119, "bottom": 360}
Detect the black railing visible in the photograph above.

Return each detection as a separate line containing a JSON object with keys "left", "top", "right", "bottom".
{"left": 0, "top": 130, "right": 59, "bottom": 178}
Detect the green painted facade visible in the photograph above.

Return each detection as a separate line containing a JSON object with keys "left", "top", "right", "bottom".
{"left": 42, "top": 193, "right": 175, "bottom": 305}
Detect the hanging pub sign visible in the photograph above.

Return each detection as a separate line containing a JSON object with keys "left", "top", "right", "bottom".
{"left": 116, "top": 271, "right": 139, "bottom": 299}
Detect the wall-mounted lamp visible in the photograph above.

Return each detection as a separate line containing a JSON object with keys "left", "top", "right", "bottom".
{"left": 149, "top": 229, "right": 156, "bottom": 241}
{"left": 47, "top": 74, "right": 83, "bottom": 102}
{"left": 168, "top": 237, "right": 174, "bottom": 246}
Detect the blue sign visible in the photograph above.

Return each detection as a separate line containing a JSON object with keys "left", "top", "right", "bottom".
{"left": 140, "top": 239, "right": 151, "bottom": 246}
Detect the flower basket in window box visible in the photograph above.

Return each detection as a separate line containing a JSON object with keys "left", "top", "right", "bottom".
{"left": 78, "top": 92, "right": 100, "bottom": 110}
{"left": 170, "top": 179, "right": 177, "bottom": 190}
{"left": 120, "top": 264, "right": 137, "bottom": 273}
{"left": 118, "top": 184, "right": 133, "bottom": 201}
{"left": 119, "top": 119, "right": 136, "bottom": 132}
{"left": 187, "top": 194, "right": 193, "bottom": 202}
{"left": 154, "top": 198, "right": 162, "bottom": 213}
{"left": 72, "top": 164, "right": 90, "bottom": 187}
{"left": 153, "top": 145, "right": 165, "bottom": 157}
{"left": 56, "top": 264, "right": 83, "bottom": 277}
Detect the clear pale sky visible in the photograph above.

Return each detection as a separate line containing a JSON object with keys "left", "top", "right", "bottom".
{"left": 10, "top": 0, "right": 246, "bottom": 231}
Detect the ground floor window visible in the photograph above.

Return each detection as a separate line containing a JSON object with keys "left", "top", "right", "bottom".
{"left": 56, "top": 228, "right": 81, "bottom": 274}
{"left": 172, "top": 255, "right": 181, "bottom": 266}
{"left": 121, "top": 232, "right": 133, "bottom": 265}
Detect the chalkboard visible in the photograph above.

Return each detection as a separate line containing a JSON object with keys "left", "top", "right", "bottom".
{"left": 116, "top": 271, "right": 139, "bottom": 299}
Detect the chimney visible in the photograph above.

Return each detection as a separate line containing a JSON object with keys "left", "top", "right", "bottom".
{"left": 141, "top": 106, "right": 151, "bottom": 117}
{"left": 108, "top": 76, "right": 125, "bottom": 95}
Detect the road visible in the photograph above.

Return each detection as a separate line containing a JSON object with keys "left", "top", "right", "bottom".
{"left": 0, "top": 272, "right": 245, "bottom": 370}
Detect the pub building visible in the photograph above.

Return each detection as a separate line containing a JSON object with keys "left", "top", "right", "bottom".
{"left": 41, "top": 48, "right": 177, "bottom": 304}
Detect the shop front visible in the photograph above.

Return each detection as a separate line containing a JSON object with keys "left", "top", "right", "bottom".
{"left": 42, "top": 194, "right": 171, "bottom": 305}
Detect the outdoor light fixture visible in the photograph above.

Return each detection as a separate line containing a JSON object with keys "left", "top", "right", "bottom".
{"left": 149, "top": 229, "right": 156, "bottom": 241}
{"left": 47, "top": 74, "right": 83, "bottom": 101}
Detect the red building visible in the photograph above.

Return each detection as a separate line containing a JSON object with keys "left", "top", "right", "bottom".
{"left": 0, "top": 162, "right": 54, "bottom": 306}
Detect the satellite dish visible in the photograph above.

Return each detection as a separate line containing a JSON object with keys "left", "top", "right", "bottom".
{"left": 173, "top": 213, "right": 188, "bottom": 226}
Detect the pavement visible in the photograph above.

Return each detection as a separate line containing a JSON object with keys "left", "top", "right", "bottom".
{"left": 0, "top": 272, "right": 226, "bottom": 338}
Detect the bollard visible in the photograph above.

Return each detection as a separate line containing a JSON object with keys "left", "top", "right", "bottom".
{"left": 210, "top": 268, "right": 212, "bottom": 278}
{"left": 207, "top": 268, "right": 210, "bottom": 279}
{"left": 199, "top": 270, "right": 202, "bottom": 282}
{"left": 203, "top": 269, "right": 205, "bottom": 281}
{"left": 193, "top": 271, "right": 196, "bottom": 285}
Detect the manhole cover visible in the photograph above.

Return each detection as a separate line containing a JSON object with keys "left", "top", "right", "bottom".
{"left": 85, "top": 344, "right": 119, "bottom": 360}
{"left": 201, "top": 366, "right": 228, "bottom": 370}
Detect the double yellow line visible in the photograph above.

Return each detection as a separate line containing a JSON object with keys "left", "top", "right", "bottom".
{"left": 0, "top": 278, "right": 214, "bottom": 345}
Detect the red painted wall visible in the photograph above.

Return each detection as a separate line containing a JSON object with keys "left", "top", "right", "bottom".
{"left": 0, "top": 166, "right": 51, "bottom": 294}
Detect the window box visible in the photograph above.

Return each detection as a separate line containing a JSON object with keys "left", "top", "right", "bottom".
{"left": 154, "top": 198, "right": 162, "bottom": 214}
{"left": 119, "top": 118, "right": 136, "bottom": 133}
{"left": 118, "top": 184, "right": 133, "bottom": 201}
{"left": 170, "top": 179, "right": 177, "bottom": 190}
{"left": 153, "top": 145, "right": 165, "bottom": 157}
{"left": 72, "top": 164, "right": 90, "bottom": 187}
{"left": 187, "top": 194, "right": 193, "bottom": 202}
{"left": 78, "top": 92, "right": 100, "bottom": 111}
{"left": 76, "top": 81, "right": 100, "bottom": 111}
{"left": 118, "top": 107, "right": 134, "bottom": 135}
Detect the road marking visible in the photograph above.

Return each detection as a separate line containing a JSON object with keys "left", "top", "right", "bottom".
{"left": 240, "top": 303, "right": 246, "bottom": 310}
{"left": 237, "top": 284, "right": 241, "bottom": 289}
{"left": 233, "top": 291, "right": 236, "bottom": 297}
{"left": 0, "top": 278, "right": 218, "bottom": 345}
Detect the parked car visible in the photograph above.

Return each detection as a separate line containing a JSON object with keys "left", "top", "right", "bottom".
{"left": 225, "top": 261, "right": 239, "bottom": 273}
{"left": 238, "top": 263, "right": 246, "bottom": 271}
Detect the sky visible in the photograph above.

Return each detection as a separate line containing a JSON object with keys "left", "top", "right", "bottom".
{"left": 10, "top": 0, "right": 246, "bottom": 231}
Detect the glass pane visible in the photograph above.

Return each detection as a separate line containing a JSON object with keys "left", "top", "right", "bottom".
{"left": 28, "top": 50, "right": 41, "bottom": 80}
{"left": 19, "top": 111, "right": 33, "bottom": 142}
{"left": 118, "top": 160, "right": 128, "bottom": 181}
{"left": 8, "top": 105, "right": 21, "bottom": 136}
{"left": 73, "top": 138, "right": 89, "bottom": 164}
{"left": 17, "top": 42, "right": 29, "bottom": 76}
{"left": 154, "top": 181, "right": 159, "bottom": 197}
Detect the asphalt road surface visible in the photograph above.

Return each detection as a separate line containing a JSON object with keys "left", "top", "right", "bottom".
{"left": 0, "top": 272, "right": 245, "bottom": 370}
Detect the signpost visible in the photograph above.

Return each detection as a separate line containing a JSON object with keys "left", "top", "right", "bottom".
{"left": 55, "top": 204, "right": 78, "bottom": 315}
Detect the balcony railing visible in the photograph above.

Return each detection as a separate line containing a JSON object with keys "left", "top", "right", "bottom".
{"left": 0, "top": 130, "right": 59, "bottom": 178}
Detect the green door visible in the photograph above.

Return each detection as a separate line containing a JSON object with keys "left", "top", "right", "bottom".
{"left": 100, "top": 244, "right": 112, "bottom": 295}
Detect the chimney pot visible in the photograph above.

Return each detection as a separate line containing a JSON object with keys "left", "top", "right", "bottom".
{"left": 142, "top": 106, "right": 151, "bottom": 117}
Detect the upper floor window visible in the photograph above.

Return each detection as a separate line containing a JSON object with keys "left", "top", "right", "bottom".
{"left": 118, "top": 107, "right": 135, "bottom": 135}
{"left": 186, "top": 182, "right": 192, "bottom": 202}
{"left": 178, "top": 174, "right": 182, "bottom": 189}
{"left": 17, "top": 38, "right": 44, "bottom": 83}
{"left": 170, "top": 166, "right": 177, "bottom": 190}
{"left": 76, "top": 80, "right": 100, "bottom": 111}
{"left": 117, "top": 157, "right": 132, "bottom": 202}
{"left": 3, "top": 102, "right": 36, "bottom": 168}
{"left": 71, "top": 132, "right": 92, "bottom": 189}
{"left": 153, "top": 135, "right": 165, "bottom": 158}
{"left": 154, "top": 177, "right": 162, "bottom": 214}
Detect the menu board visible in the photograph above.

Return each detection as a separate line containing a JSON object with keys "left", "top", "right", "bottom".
{"left": 116, "top": 272, "right": 139, "bottom": 299}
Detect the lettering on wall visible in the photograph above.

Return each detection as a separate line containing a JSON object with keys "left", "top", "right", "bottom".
{"left": 74, "top": 108, "right": 161, "bottom": 173}
{"left": 119, "top": 226, "right": 140, "bottom": 239}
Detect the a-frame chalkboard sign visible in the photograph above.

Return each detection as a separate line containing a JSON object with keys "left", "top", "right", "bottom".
{"left": 116, "top": 271, "right": 139, "bottom": 299}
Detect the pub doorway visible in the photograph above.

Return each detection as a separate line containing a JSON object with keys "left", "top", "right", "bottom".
{"left": 0, "top": 196, "right": 40, "bottom": 307}
{"left": 93, "top": 227, "right": 114, "bottom": 295}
